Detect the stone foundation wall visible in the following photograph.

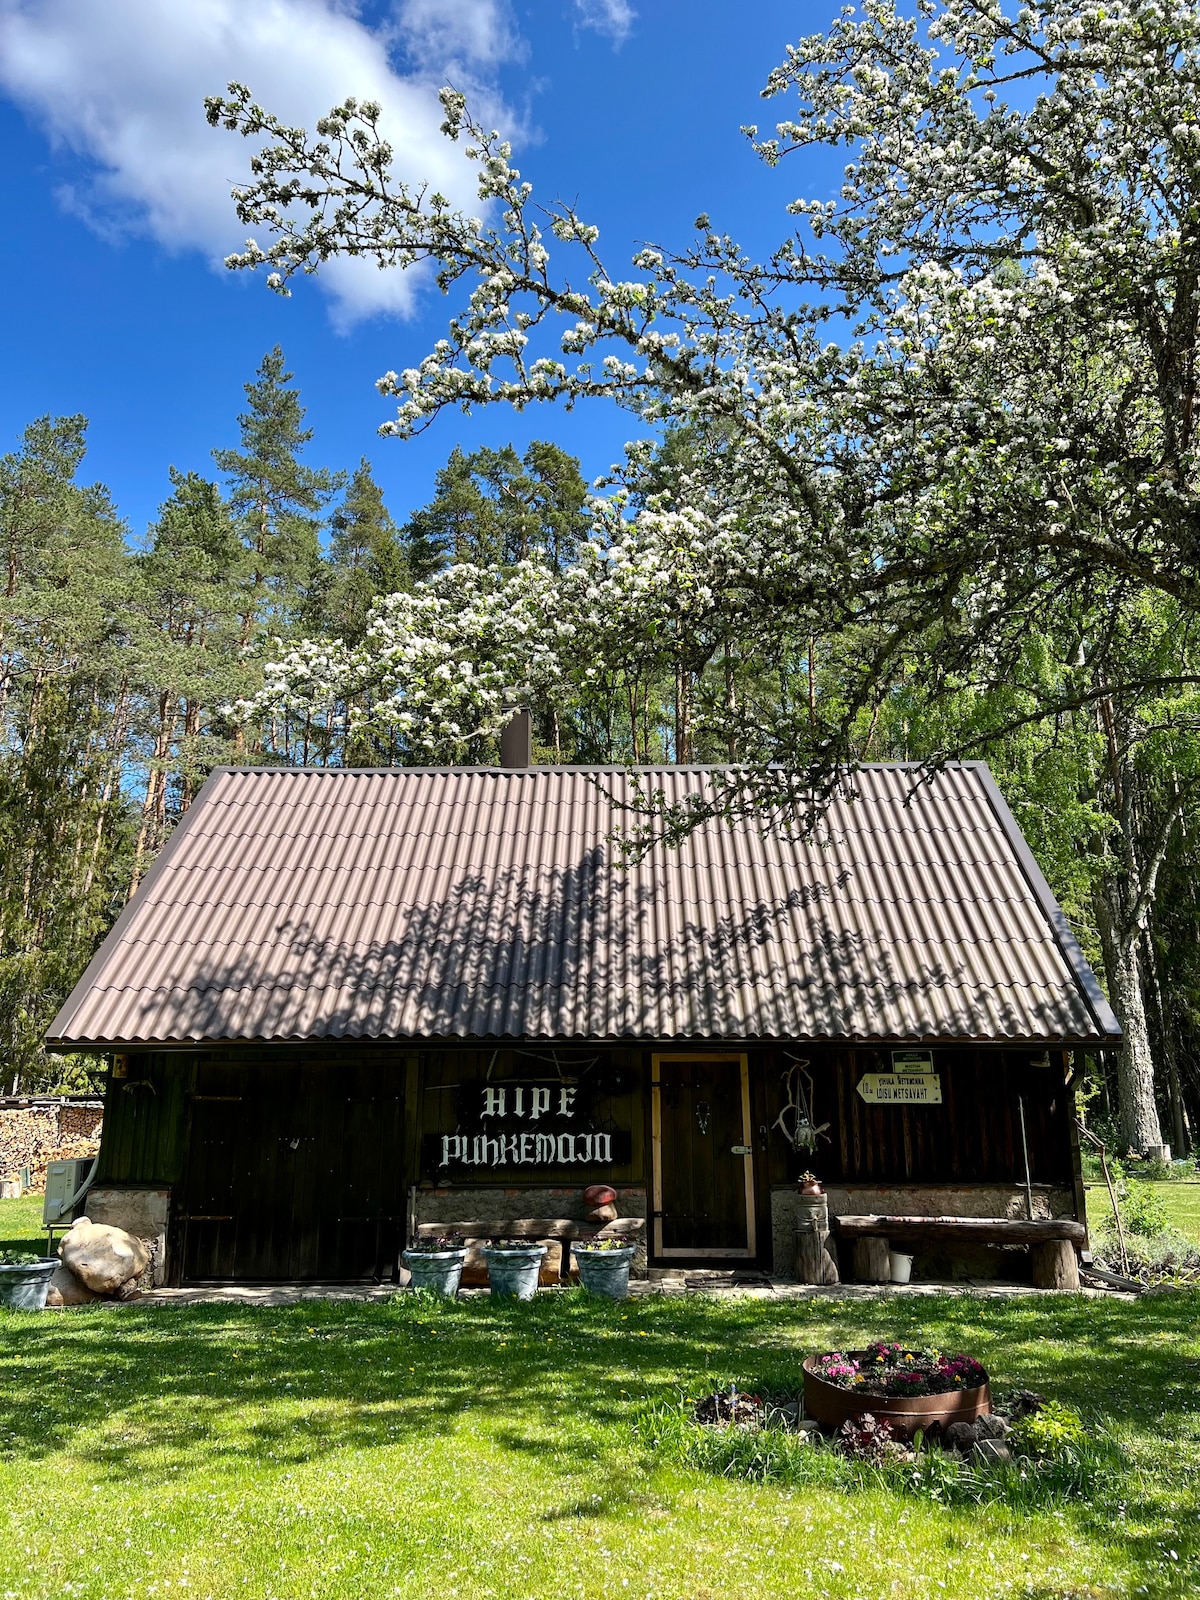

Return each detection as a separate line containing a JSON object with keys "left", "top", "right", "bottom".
{"left": 770, "top": 1184, "right": 1078, "bottom": 1280}
{"left": 416, "top": 1185, "right": 649, "bottom": 1276}
{"left": 84, "top": 1187, "right": 171, "bottom": 1287}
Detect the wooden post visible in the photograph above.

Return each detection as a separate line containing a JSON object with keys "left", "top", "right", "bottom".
{"left": 793, "top": 1194, "right": 839, "bottom": 1284}
{"left": 852, "top": 1236, "right": 892, "bottom": 1283}
{"left": 1031, "top": 1239, "right": 1080, "bottom": 1290}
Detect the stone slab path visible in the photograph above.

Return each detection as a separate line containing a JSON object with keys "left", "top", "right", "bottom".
{"left": 129, "top": 1275, "right": 1132, "bottom": 1307}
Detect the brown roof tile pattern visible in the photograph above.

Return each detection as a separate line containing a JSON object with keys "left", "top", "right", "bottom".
{"left": 47, "top": 763, "right": 1120, "bottom": 1046}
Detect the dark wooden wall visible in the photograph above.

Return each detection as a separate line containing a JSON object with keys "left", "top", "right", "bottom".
{"left": 97, "top": 1040, "right": 1073, "bottom": 1193}
{"left": 755, "top": 1044, "right": 1075, "bottom": 1187}
{"left": 96, "top": 1053, "right": 191, "bottom": 1185}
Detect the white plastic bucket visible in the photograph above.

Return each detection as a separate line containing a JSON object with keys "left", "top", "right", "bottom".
{"left": 889, "top": 1250, "right": 914, "bottom": 1285}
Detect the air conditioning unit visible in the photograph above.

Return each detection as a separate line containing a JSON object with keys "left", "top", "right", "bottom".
{"left": 43, "top": 1158, "right": 96, "bottom": 1226}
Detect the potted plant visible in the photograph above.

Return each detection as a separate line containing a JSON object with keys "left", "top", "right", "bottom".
{"left": 798, "top": 1171, "right": 823, "bottom": 1196}
{"left": 571, "top": 1235, "right": 637, "bottom": 1300}
{"left": 802, "top": 1340, "right": 991, "bottom": 1439}
{"left": 481, "top": 1238, "right": 547, "bottom": 1300}
{"left": 401, "top": 1235, "right": 468, "bottom": 1298}
{"left": 0, "top": 1250, "right": 57, "bottom": 1312}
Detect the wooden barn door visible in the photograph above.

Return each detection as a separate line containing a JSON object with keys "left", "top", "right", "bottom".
{"left": 175, "top": 1060, "right": 405, "bottom": 1283}
{"left": 651, "top": 1054, "right": 756, "bottom": 1259}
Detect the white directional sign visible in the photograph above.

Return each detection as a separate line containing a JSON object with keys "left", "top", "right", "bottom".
{"left": 856, "top": 1072, "right": 943, "bottom": 1106}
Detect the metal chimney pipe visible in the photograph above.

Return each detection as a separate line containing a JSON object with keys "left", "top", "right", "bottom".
{"left": 499, "top": 708, "right": 533, "bottom": 768}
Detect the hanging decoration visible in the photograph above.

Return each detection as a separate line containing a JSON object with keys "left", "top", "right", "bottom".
{"left": 773, "top": 1058, "right": 830, "bottom": 1153}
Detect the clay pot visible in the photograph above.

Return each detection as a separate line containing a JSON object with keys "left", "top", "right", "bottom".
{"left": 583, "top": 1184, "right": 617, "bottom": 1208}
{"left": 799, "top": 1178, "right": 823, "bottom": 1197}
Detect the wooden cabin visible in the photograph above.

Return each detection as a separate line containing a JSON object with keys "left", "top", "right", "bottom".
{"left": 46, "top": 754, "right": 1118, "bottom": 1287}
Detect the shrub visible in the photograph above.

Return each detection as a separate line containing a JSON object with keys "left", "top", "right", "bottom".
{"left": 1120, "top": 1180, "right": 1169, "bottom": 1238}
{"left": 1010, "top": 1400, "right": 1088, "bottom": 1461}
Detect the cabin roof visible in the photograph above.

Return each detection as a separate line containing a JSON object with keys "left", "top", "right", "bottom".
{"left": 47, "top": 762, "right": 1120, "bottom": 1047}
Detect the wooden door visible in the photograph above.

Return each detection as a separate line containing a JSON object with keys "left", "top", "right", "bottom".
{"left": 651, "top": 1054, "right": 756, "bottom": 1259}
{"left": 175, "top": 1060, "right": 405, "bottom": 1283}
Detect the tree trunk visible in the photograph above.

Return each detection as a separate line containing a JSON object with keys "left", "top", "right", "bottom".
{"left": 1144, "top": 928, "right": 1191, "bottom": 1157}
{"left": 1104, "top": 929, "right": 1165, "bottom": 1156}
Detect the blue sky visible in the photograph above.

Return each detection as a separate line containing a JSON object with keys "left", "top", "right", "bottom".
{"left": 0, "top": 0, "right": 844, "bottom": 539}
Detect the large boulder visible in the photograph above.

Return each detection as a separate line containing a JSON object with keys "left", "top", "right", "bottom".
{"left": 59, "top": 1217, "right": 149, "bottom": 1294}
{"left": 45, "top": 1262, "right": 100, "bottom": 1308}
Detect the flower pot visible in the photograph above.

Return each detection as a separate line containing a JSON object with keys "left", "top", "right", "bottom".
{"left": 572, "top": 1244, "right": 637, "bottom": 1300}
{"left": 799, "top": 1180, "right": 823, "bottom": 1197}
{"left": 482, "top": 1244, "right": 547, "bottom": 1301}
{"left": 889, "top": 1250, "right": 914, "bottom": 1284}
{"left": 0, "top": 1259, "right": 57, "bottom": 1312}
{"left": 402, "top": 1248, "right": 468, "bottom": 1298}
{"left": 802, "top": 1353, "right": 991, "bottom": 1441}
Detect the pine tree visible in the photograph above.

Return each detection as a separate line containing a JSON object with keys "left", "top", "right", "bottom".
{"left": 397, "top": 440, "right": 589, "bottom": 580}
{"left": 399, "top": 446, "right": 496, "bottom": 580}
{"left": 310, "top": 458, "right": 407, "bottom": 644}
{"left": 129, "top": 471, "right": 251, "bottom": 882}
{"left": 0, "top": 416, "right": 136, "bottom": 1090}
{"left": 212, "top": 347, "right": 341, "bottom": 640}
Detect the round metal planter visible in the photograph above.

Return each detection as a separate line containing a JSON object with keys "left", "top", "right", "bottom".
{"left": 802, "top": 1353, "right": 991, "bottom": 1440}
{"left": 402, "top": 1248, "right": 468, "bottom": 1298}
{"left": 0, "top": 1259, "right": 57, "bottom": 1312}
{"left": 482, "top": 1245, "right": 547, "bottom": 1301}
{"left": 572, "top": 1244, "right": 636, "bottom": 1300}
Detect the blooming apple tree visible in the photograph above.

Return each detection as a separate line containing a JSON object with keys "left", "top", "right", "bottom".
{"left": 206, "top": 0, "right": 1200, "bottom": 734}
{"left": 209, "top": 0, "right": 1200, "bottom": 1150}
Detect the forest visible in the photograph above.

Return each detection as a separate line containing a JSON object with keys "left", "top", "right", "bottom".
{"left": 1, "top": 344, "right": 1197, "bottom": 1166}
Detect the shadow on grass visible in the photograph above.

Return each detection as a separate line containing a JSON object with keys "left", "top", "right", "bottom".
{"left": 0, "top": 1288, "right": 1197, "bottom": 1591}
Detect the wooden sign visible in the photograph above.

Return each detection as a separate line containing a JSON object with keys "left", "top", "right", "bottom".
{"left": 423, "top": 1130, "right": 631, "bottom": 1174}
{"left": 856, "top": 1072, "right": 943, "bottom": 1106}
{"left": 427, "top": 1076, "right": 633, "bottom": 1175}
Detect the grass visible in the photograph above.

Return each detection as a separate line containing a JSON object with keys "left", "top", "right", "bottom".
{"left": 1, "top": 1202, "right": 1199, "bottom": 1599}
{"left": 0, "top": 1194, "right": 46, "bottom": 1256}
{"left": 1085, "top": 1181, "right": 1200, "bottom": 1241}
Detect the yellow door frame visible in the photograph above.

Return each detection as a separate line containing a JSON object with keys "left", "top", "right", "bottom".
{"left": 650, "top": 1052, "right": 756, "bottom": 1260}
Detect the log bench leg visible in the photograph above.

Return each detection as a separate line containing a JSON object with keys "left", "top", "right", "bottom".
{"left": 852, "top": 1237, "right": 892, "bottom": 1284}
{"left": 1030, "top": 1238, "right": 1080, "bottom": 1290}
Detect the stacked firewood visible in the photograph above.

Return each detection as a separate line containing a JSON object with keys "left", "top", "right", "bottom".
{"left": 0, "top": 1104, "right": 103, "bottom": 1191}
{"left": 28, "top": 1135, "right": 102, "bottom": 1193}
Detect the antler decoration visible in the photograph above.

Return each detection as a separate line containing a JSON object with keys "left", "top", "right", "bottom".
{"left": 773, "top": 1057, "right": 830, "bottom": 1153}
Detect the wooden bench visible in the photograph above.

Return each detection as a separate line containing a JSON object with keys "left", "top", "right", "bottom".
{"left": 831, "top": 1214, "right": 1084, "bottom": 1289}
{"left": 415, "top": 1217, "right": 646, "bottom": 1284}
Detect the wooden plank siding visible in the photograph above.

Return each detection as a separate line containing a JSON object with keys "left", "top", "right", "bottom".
{"left": 90, "top": 1038, "right": 1076, "bottom": 1284}
{"left": 757, "top": 1044, "right": 1074, "bottom": 1187}
{"left": 95, "top": 1054, "right": 191, "bottom": 1186}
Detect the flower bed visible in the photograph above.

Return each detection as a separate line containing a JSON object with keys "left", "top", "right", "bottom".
{"left": 803, "top": 1342, "right": 991, "bottom": 1438}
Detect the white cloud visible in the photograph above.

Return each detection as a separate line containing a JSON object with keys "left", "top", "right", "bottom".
{"left": 574, "top": 0, "right": 635, "bottom": 45}
{"left": 0, "top": 0, "right": 522, "bottom": 326}
{"left": 393, "top": 0, "right": 525, "bottom": 76}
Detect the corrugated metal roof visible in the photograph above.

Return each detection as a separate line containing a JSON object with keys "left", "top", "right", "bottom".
{"left": 47, "top": 763, "right": 1120, "bottom": 1046}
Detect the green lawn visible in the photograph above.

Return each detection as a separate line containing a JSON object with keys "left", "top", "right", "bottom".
{"left": 0, "top": 1196, "right": 1197, "bottom": 1600}
{"left": 1086, "top": 1180, "right": 1200, "bottom": 1240}
{"left": 0, "top": 1193, "right": 45, "bottom": 1255}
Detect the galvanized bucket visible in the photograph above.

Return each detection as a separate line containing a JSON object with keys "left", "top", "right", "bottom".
{"left": 402, "top": 1248, "right": 467, "bottom": 1298}
{"left": 572, "top": 1244, "right": 637, "bottom": 1300}
{"left": 0, "top": 1259, "right": 57, "bottom": 1312}
{"left": 482, "top": 1245, "right": 546, "bottom": 1301}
